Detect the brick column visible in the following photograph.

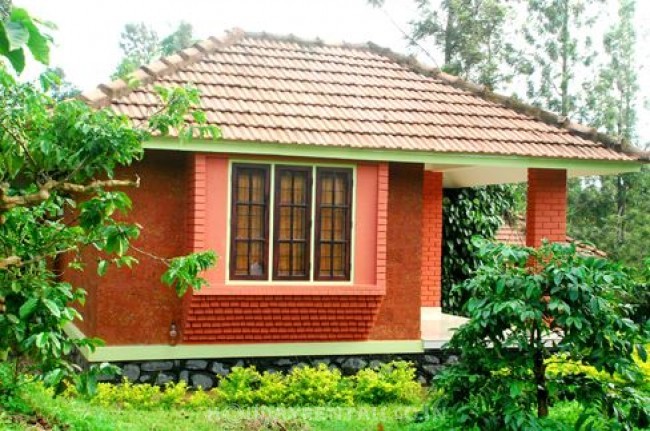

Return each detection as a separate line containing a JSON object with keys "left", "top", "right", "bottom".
{"left": 421, "top": 171, "right": 443, "bottom": 307}
{"left": 526, "top": 168, "right": 567, "bottom": 247}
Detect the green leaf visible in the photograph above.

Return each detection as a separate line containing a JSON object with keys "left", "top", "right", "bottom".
{"left": 5, "top": 47, "right": 25, "bottom": 73}
{"left": 4, "top": 21, "right": 29, "bottom": 51}
{"left": 97, "top": 260, "right": 108, "bottom": 276}
{"left": 496, "top": 279, "right": 505, "bottom": 295}
{"left": 10, "top": 7, "right": 50, "bottom": 64}
{"left": 19, "top": 298, "right": 38, "bottom": 318}
{"left": 43, "top": 299, "right": 61, "bottom": 318}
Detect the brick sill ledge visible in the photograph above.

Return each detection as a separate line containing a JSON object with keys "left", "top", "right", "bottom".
{"left": 193, "top": 284, "right": 385, "bottom": 296}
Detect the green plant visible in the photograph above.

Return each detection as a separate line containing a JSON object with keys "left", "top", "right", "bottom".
{"left": 354, "top": 361, "right": 422, "bottom": 405}
{"left": 431, "top": 239, "right": 649, "bottom": 430}
{"left": 73, "top": 362, "right": 120, "bottom": 398}
{"left": 93, "top": 379, "right": 163, "bottom": 410}
{"left": 255, "top": 371, "right": 288, "bottom": 406}
{"left": 214, "top": 366, "right": 261, "bottom": 406}
{"left": 0, "top": 363, "right": 31, "bottom": 414}
{"left": 284, "top": 364, "right": 354, "bottom": 406}
{"left": 441, "top": 185, "right": 522, "bottom": 313}
{"left": 0, "top": 2, "right": 217, "bottom": 399}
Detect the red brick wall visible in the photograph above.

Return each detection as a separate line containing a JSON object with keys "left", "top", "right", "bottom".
{"left": 421, "top": 171, "right": 443, "bottom": 307}
{"left": 64, "top": 151, "right": 190, "bottom": 344}
{"left": 526, "top": 168, "right": 568, "bottom": 247}
{"left": 184, "top": 295, "right": 382, "bottom": 342}
{"left": 181, "top": 158, "right": 390, "bottom": 343}
{"left": 369, "top": 163, "right": 422, "bottom": 340}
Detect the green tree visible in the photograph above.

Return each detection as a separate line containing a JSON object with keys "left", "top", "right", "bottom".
{"left": 568, "top": 0, "right": 647, "bottom": 266}
{"left": 0, "top": 5, "right": 217, "bottom": 395}
{"left": 370, "top": 0, "right": 518, "bottom": 90}
{"left": 41, "top": 67, "right": 80, "bottom": 100}
{"left": 113, "top": 21, "right": 194, "bottom": 79}
{"left": 432, "top": 240, "right": 649, "bottom": 429}
{"left": 523, "top": 0, "right": 603, "bottom": 116}
{"left": 161, "top": 21, "right": 194, "bottom": 56}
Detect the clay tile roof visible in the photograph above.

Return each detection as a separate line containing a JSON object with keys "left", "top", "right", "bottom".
{"left": 495, "top": 216, "right": 607, "bottom": 257}
{"left": 80, "top": 28, "right": 646, "bottom": 162}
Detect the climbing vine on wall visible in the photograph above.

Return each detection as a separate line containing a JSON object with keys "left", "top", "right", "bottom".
{"left": 441, "top": 184, "right": 523, "bottom": 313}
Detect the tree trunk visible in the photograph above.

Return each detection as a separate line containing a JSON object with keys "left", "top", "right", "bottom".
{"left": 533, "top": 327, "right": 549, "bottom": 417}
{"left": 444, "top": 1, "right": 454, "bottom": 65}
{"left": 616, "top": 174, "right": 626, "bottom": 245}
{"left": 560, "top": 0, "right": 570, "bottom": 117}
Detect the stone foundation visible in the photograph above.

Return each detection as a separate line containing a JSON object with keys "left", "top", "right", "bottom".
{"left": 90, "top": 350, "right": 455, "bottom": 389}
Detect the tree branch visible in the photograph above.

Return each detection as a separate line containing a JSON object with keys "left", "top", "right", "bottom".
{"left": 0, "top": 176, "right": 140, "bottom": 211}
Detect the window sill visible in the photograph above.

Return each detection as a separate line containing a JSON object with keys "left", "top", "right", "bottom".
{"left": 193, "top": 283, "right": 385, "bottom": 296}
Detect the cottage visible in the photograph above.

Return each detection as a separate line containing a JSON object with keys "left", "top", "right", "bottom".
{"left": 65, "top": 29, "right": 643, "bottom": 380}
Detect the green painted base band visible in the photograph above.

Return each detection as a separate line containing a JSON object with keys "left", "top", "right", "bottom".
{"left": 144, "top": 138, "right": 642, "bottom": 173}
{"left": 64, "top": 324, "right": 424, "bottom": 362}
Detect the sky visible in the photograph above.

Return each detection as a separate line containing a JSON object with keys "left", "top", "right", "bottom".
{"left": 15, "top": 0, "right": 650, "bottom": 145}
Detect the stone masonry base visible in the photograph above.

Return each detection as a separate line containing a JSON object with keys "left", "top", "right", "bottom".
{"left": 84, "top": 350, "right": 455, "bottom": 390}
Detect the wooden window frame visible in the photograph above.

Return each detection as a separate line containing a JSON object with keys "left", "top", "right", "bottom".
{"left": 229, "top": 163, "right": 271, "bottom": 281}
{"left": 272, "top": 166, "right": 313, "bottom": 281}
{"left": 314, "top": 167, "right": 353, "bottom": 281}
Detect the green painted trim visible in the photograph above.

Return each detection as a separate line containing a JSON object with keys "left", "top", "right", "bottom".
{"left": 65, "top": 324, "right": 423, "bottom": 362}
{"left": 144, "top": 138, "right": 642, "bottom": 173}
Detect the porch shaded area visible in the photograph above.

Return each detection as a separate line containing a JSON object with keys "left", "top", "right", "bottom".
{"left": 418, "top": 164, "right": 596, "bottom": 346}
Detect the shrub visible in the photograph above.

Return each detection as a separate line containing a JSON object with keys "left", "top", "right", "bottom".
{"left": 255, "top": 372, "right": 288, "bottom": 406}
{"left": 431, "top": 240, "right": 649, "bottom": 430}
{"left": 354, "top": 361, "right": 422, "bottom": 405}
{"left": 85, "top": 361, "right": 421, "bottom": 410}
{"left": 284, "top": 364, "right": 353, "bottom": 406}
{"left": 214, "top": 366, "right": 261, "bottom": 406}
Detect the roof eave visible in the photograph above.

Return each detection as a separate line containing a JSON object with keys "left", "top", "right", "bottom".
{"left": 144, "top": 137, "right": 643, "bottom": 175}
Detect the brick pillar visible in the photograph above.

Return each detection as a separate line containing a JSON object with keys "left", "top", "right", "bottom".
{"left": 421, "top": 171, "right": 443, "bottom": 307}
{"left": 526, "top": 168, "right": 567, "bottom": 247}
{"left": 181, "top": 153, "right": 207, "bottom": 342}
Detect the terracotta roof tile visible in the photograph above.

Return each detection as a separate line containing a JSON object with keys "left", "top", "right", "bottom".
{"left": 496, "top": 216, "right": 607, "bottom": 257}
{"left": 81, "top": 30, "right": 644, "bottom": 162}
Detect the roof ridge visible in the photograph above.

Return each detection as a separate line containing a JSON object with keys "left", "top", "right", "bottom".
{"left": 240, "top": 31, "right": 391, "bottom": 57}
{"left": 79, "top": 28, "right": 247, "bottom": 109}
{"left": 361, "top": 43, "right": 647, "bottom": 161}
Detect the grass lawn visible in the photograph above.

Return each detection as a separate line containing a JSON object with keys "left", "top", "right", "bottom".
{"left": 0, "top": 384, "right": 616, "bottom": 431}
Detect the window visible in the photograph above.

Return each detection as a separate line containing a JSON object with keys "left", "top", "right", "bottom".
{"left": 273, "top": 166, "right": 312, "bottom": 280}
{"left": 230, "top": 164, "right": 270, "bottom": 280}
{"left": 229, "top": 163, "right": 353, "bottom": 282}
{"left": 314, "top": 168, "right": 353, "bottom": 281}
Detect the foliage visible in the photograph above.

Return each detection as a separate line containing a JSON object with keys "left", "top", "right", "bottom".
{"left": 93, "top": 379, "right": 197, "bottom": 410}
{"left": 40, "top": 67, "right": 80, "bottom": 101}
{"left": 431, "top": 240, "right": 649, "bottom": 430}
{"left": 0, "top": 2, "right": 51, "bottom": 73}
{"left": 568, "top": 169, "right": 650, "bottom": 269}
{"left": 568, "top": 0, "right": 647, "bottom": 271}
{"left": 410, "top": 0, "right": 519, "bottom": 89}
{"left": 7, "top": 370, "right": 640, "bottom": 431}
{"left": 522, "top": 0, "right": 602, "bottom": 116}
{"left": 0, "top": 8, "right": 217, "bottom": 401}
{"left": 112, "top": 21, "right": 194, "bottom": 79}
{"left": 353, "top": 361, "right": 422, "bottom": 405}
{"left": 160, "top": 21, "right": 194, "bottom": 56}
{"left": 441, "top": 184, "right": 522, "bottom": 313}
{"left": 369, "top": 0, "right": 520, "bottom": 90}
{"left": 87, "top": 361, "right": 421, "bottom": 411}
{"left": 283, "top": 364, "right": 354, "bottom": 406}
